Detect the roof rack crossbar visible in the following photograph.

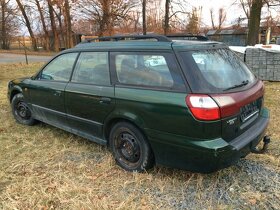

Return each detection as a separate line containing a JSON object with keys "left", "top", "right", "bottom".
{"left": 83, "top": 35, "right": 172, "bottom": 43}
{"left": 166, "top": 34, "right": 209, "bottom": 41}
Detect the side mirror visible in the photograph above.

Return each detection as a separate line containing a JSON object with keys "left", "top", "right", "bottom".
{"left": 30, "top": 75, "right": 36, "bottom": 80}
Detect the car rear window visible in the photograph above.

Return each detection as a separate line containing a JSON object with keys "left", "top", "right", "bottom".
{"left": 180, "top": 49, "right": 256, "bottom": 93}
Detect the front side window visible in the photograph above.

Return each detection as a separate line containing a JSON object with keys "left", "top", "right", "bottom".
{"left": 114, "top": 53, "right": 176, "bottom": 88}
{"left": 71, "top": 52, "right": 110, "bottom": 85}
{"left": 39, "top": 53, "right": 78, "bottom": 81}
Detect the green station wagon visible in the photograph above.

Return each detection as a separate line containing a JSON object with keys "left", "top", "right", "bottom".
{"left": 7, "top": 35, "right": 270, "bottom": 173}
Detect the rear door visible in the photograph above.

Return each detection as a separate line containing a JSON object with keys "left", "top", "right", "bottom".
{"left": 64, "top": 51, "right": 115, "bottom": 143}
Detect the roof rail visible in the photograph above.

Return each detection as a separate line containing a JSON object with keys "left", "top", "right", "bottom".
{"left": 167, "top": 34, "right": 209, "bottom": 41}
{"left": 82, "top": 34, "right": 172, "bottom": 43}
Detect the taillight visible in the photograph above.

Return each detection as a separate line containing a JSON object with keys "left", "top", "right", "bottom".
{"left": 186, "top": 94, "right": 221, "bottom": 121}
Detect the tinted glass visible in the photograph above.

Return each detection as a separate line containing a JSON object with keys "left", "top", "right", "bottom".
{"left": 40, "top": 53, "right": 78, "bottom": 81}
{"left": 180, "top": 49, "right": 256, "bottom": 93}
{"left": 115, "top": 53, "right": 174, "bottom": 88}
{"left": 72, "top": 52, "right": 110, "bottom": 85}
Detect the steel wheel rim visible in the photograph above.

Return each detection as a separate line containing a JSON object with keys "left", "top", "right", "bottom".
{"left": 115, "top": 131, "right": 141, "bottom": 165}
{"left": 15, "top": 101, "right": 31, "bottom": 120}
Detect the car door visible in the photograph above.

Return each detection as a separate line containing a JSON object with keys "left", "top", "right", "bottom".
{"left": 28, "top": 52, "right": 78, "bottom": 129}
{"left": 64, "top": 51, "right": 115, "bottom": 143}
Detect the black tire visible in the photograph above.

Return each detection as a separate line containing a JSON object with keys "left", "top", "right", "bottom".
{"left": 109, "top": 122, "right": 154, "bottom": 172}
{"left": 11, "top": 93, "right": 36, "bottom": 126}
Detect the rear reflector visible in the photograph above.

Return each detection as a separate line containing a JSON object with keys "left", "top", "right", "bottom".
{"left": 186, "top": 95, "right": 220, "bottom": 121}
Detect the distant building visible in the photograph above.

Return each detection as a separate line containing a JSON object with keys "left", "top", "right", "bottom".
{"left": 207, "top": 24, "right": 280, "bottom": 46}
{"left": 206, "top": 28, "right": 247, "bottom": 46}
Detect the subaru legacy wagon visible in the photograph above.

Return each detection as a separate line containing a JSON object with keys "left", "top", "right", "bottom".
{"left": 8, "top": 35, "right": 270, "bottom": 173}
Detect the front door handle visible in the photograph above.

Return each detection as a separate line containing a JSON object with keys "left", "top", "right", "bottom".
{"left": 54, "top": 90, "right": 62, "bottom": 96}
{"left": 99, "top": 97, "right": 111, "bottom": 104}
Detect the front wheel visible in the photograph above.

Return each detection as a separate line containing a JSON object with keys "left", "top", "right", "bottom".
{"left": 11, "top": 93, "right": 36, "bottom": 126}
{"left": 109, "top": 122, "right": 154, "bottom": 172}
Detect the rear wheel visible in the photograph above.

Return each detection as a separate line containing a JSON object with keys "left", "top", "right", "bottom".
{"left": 12, "top": 93, "right": 36, "bottom": 126}
{"left": 109, "top": 122, "right": 154, "bottom": 172}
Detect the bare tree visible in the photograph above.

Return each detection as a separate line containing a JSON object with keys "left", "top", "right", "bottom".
{"left": 77, "top": 0, "right": 137, "bottom": 36}
{"left": 247, "top": 0, "right": 263, "bottom": 45}
{"left": 0, "top": 0, "right": 14, "bottom": 49}
{"left": 145, "top": 0, "right": 162, "bottom": 33}
{"left": 186, "top": 7, "right": 200, "bottom": 34}
{"left": 163, "top": 0, "right": 191, "bottom": 34}
{"left": 64, "top": 0, "right": 73, "bottom": 48}
{"left": 16, "top": 0, "right": 38, "bottom": 50}
{"left": 218, "top": 8, "right": 226, "bottom": 29}
{"left": 47, "top": 0, "right": 59, "bottom": 51}
{"left": 34, "top": 0, "right": 50, "bottom": 51}
{"left": 210, "top": 8, "right": 215, "bottom": 29}
{"left": 142, "top": 0, "right": 146, "bottom": 35}
{"left": 238, "top": 0, "right": 280, "bottom": 45}
{"left": 164, "top": 0, "right": 170, "bottom": 35}
{"left": 239, "top": 0, "right": 252, "bottom": 19}
{"left": 209, "top": 7, "right": 226, "bottom": 30}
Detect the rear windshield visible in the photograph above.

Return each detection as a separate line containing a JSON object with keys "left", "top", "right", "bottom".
{"left": 180, "top": 49, "right": 256, "bottom": 93}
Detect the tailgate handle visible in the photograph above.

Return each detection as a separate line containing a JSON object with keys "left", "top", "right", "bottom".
{"left": 99, "top": 97, "right": 111, "bottom": 104}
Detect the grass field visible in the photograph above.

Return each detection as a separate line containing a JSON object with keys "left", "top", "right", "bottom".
{"left": 0, "top": 63, "right": 279, "bottom": 209}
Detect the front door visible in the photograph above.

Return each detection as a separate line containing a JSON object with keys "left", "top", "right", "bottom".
{"left": 28, "top": 52, "right": 78, "bottom": 129}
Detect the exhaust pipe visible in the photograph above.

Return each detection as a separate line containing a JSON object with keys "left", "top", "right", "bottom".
{"left": 251, "top": 135, "right": 270, "bottom": 154}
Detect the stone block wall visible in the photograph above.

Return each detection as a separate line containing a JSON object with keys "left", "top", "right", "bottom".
{"left": 245, "top": 48, "right": 280, "bottom": 81}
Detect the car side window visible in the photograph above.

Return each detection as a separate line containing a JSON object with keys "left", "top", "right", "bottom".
{"left": 71, "top": 52, "right": 110, "bottom": 85}
{"left": 39, "top": 53, "right": 78, "bottom": 81}
{"left": 114, "top": 53, "right": 175, "bottom": 88}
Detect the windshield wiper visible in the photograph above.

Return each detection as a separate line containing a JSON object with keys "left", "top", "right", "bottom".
{"left": 223, "top": 80, "right": 249, "bottom": 91}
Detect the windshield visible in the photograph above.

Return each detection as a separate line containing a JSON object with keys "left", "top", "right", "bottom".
{"left": 180, "top": 49, "right": 256, "bottom": 93}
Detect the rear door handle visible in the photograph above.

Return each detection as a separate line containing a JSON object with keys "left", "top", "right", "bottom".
{"left": 99, "top": 97, "right": 111, "bottom": 104}
{"left": 54, "top": 90, "right": 62, "bottom": 96}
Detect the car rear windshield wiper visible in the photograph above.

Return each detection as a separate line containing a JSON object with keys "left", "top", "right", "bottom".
{"left": 223, "top": 80, "right": 249, "bottom": 91}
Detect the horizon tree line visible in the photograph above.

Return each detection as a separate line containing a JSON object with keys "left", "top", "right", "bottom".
{"left": 0, "top": 0, "right": 280, "bottom": 51}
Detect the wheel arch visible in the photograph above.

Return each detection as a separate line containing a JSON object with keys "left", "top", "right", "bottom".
{"left": 10, "top": 87, "right": 22, "bottom": 102}
{"left": 104, "top": 116, "right": 148, "bottom": 146}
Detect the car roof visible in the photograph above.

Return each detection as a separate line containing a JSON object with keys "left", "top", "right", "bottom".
{"left": 66, "top": 35, "right": 226, "bottom": 53}
{"left": 74, "top": 41, "right": 173, "bottom": 51}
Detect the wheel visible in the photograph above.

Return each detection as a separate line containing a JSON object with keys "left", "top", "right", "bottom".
{"left": 109, "top": 122, "right": 154, "bottom": 172}
{"left": 11, "top": 93, "right": 36, "bottom": 126}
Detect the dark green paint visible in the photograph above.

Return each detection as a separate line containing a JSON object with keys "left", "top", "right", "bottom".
{"left": 7, "top": 39, "right": 270, "bottom": 172}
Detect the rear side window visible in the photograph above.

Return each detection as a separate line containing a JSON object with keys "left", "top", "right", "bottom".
{"left": 113, "top": 52, "right": 183, "bottom": 88}
{"left": 180, "top": 49, "right": 256, "bottom": 93}
{"left": 71, "top": 52, "right": 110, "bottom": 85}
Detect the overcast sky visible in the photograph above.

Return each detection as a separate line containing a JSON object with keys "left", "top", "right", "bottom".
{"left": 187, "top": 0, "right": 278, "bottom": 27}
{"left": 186, "top": 0, "right": 244, "bottom": 26}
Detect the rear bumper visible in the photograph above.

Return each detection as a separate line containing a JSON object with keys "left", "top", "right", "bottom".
{"left": 147, "top": 108, "right": 270, "bottom": 173}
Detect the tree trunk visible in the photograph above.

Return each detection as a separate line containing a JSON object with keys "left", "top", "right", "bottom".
{"left": 1, "top": 0, "right": 8, "bottom": 49}
{"left": 98, "top": 0, "right": 110, "bottom": 36}
{"left": 142, "top": 0, "right": 146, "bottom": 35}
{"left": 16, "top": 0, "right": 38, "bottom": 51}
{"left": 210, "top": 9, "right": 215, "bottom": 30}
{"left": 164, "top": 0, "right": 170, "bottom": 35}
{"left": 35, "top": 0, "right": 50, "bottom": 51}
{"left": 54, "top": 7, "right": 65, "bottom": 49}
{"left": 47, "top": 0, "right": 59, "bottom": 51}
{"left": 64, "top": 0, "right": 73, "bottom": 48}
{"left": 247, "top": 0, "right": 263, "bottom": 45}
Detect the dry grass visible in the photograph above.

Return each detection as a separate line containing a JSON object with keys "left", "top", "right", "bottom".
{"left": 0, "top": 63, "right": 279, "bottom": 209}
